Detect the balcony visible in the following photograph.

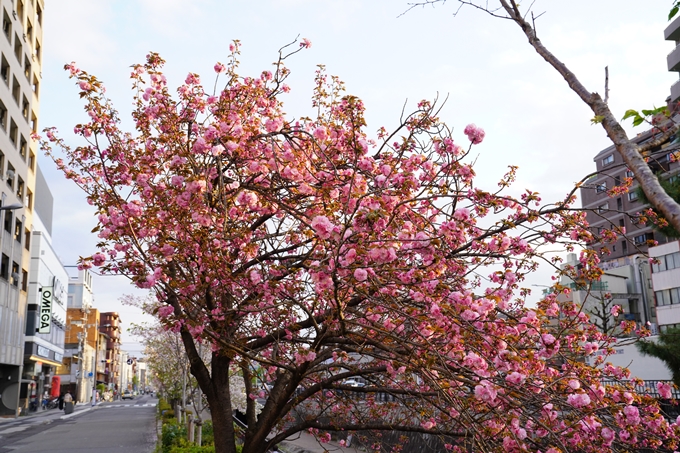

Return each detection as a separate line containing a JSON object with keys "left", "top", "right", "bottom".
{"left": 672, "top": 79, "right": 680, "bottom": 104}
{"left": 665, "top": 15, "right": 680, "bottom": 42}
{"left": 668, "top": 44, "right": 680, "bottom": 72}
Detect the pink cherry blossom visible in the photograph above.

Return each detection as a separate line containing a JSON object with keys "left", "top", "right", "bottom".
{"left": 464, "top": 123, "right": 485, "bottom": 144}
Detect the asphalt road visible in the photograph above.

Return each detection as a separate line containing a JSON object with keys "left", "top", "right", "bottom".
{"left": 0, "top": 395, "right": 158, "bottom": 453}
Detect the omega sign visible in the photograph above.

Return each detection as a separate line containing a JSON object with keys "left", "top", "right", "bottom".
{"left": 38, "top": 287, "right": 53, "bottom": 334}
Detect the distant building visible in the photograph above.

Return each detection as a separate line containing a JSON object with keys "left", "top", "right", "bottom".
{"left": 100, "top": 312, "right": 122, "bottom": 391}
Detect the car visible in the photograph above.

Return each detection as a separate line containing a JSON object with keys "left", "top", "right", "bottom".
{"left": 122, "top": 390, "right": 134, "bottom": 400}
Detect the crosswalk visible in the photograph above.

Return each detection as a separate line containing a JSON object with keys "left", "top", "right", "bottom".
{"left": 102, "top": 403, "right": 157, "bottom": 409}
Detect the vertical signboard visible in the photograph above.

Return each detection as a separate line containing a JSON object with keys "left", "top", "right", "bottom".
{"left": 38, "top": 286, "right": 53, "bottom": 334}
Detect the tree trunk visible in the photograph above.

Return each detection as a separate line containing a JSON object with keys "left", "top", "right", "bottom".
{"left": 206, "top": 355, "right": 238, "bottom": 453}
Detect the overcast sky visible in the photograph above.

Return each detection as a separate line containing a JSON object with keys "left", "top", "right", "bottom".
{"left": 37, "top": 0, "right": 676, "bottom": 353}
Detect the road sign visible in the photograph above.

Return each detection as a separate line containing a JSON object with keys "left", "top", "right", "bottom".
{"left": 127, "top": 358, "right": 133, "bottom": 365}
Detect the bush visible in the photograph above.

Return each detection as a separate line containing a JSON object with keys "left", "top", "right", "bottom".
{"left": 161, "top": 420, "right": 187, "bottom": 453}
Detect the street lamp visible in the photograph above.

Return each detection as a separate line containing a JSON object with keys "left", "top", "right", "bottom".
{"left": 0, "top": 203, "right": 22, "bottom": 211}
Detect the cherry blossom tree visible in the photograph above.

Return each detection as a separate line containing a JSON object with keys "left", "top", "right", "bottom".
{"left": 406, "top": 0, "right": 680, "bottom": 236}
{"left": 41, "top": 41, "right": 680, "bottom": 453}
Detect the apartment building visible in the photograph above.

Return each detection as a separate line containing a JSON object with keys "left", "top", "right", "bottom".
{"left": 0, "top": 0, "right": 43, "bottom": 417}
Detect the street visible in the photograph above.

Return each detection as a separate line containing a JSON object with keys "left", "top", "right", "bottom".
{"left": 0, "top": 395, "right": 158, "bottom": 453}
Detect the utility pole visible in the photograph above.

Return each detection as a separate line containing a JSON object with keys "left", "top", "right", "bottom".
{"left": 91, "top": 319, "right": 98, "bottom": 406}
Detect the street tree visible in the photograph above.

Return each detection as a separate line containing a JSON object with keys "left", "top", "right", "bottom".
{"left": 41, "top": 43, "right": 680, "bottom": 453}
{"left": 406, "top": 0, "right": 680, "bottom": 237}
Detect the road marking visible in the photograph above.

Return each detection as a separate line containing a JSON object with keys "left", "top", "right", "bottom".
{"left": 103, "top": 403, "right": 157, "bottom": 408}
{"left": 0, "top": 426, "right": 29, "bottom": 434}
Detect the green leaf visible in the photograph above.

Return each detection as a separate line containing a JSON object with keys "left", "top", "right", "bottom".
{"left": 670, "top": 5, "right": 679, "bottom": 20}
{"left": 590, "top": 115, "right": 605, "bottom": 124}
{"left": 632, "top": 116, "right": 645, "bottom": 127}
{"left": 622, "top": 109, "right": 640, "bottom": 120}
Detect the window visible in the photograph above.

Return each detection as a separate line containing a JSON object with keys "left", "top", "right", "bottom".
{"left": 36, "top": 3, "right": 41, "bottom": 25}
{"left": 622, "top": 240, "right": 627, "bottom": 253}
{"left": 597, "top": 203, "right": 609, "bottom": 213}
{"left": 6, "top": 162, "right": 14, "bottom": 188}
{"left": 18, "top": 134, "right": 26, "bottom": 158}
{"left": 21, "top": 268, "right": 27, "bottom": 291}
{"left": 30, "top": 111, "right": 36, "bottom": 132}
{"left": 11, "top": 75, "right": 19, "bottom": 104}
{"left": 23, "top": 53, "right": 29, "bottom": 80}
{"left": 2, "top": 10, "right": 10, "bottom": 42}
{"left": 13, "top": 218, "right": 21, "bottom": 242}
{"left": 23, "top": 226, "right": 29, "bottom": 250}
{"left": 28, "top": 150, "right": 34, "bottom": 171}
{"left": 0, "top": 254, "right": 8, "bottom": 280}
{"left": 9, "top": 118, "right": 18, "bottom": 146}
{"left": 0, "top": 99, "right": 8, "bottom": 130}
{"left": 625, "top": 169, "right": 634, "bottom": 178}
{"left": 0, "top": 54, "right": 8, "bottom": 86}
{"left": 602, "top": 155, "right": 614, "bottom": 166}
{"left": 3, "top": 210, "right": 11, "bottom": 233}
{"left": 25, "top": 19, "right": 31, "bottom": 43}
{"left": 655, "top": 288, "right": 680, "bottom": 306}
{"left": 634, "top": 232, "right": 653, "bottom": 245}
{"left": 596, "top": 182, "right": 607, "bottom": 193}
{"left": 11, "top": 261, "right": 18, "bottom": 286}
{"left": 617, "top": 197, "right": 623, "bottom": 210}
{"left": 614, "top": 175, "right": 621, "bottom": 186}
{"left": 628, "top": 191, "right": 639, "bottom": 201}
{"left": 32, "top": 74, "right": 38, "bottom": 97}
{"left": 21, "top": 96, "right": 29, "bottom": 122}
{"left": 13, "top": 33, "right": 21, "bottom": 62}
{"left": 16, "top": 176, "right": 23, "bottom": 199}
{"left": 34, "top": 40, "right": 40, "bottom": 62}
{"left": 652, "top": 251, "right": 680, "bottom": 272}
{"left": 25, "top": 187, "right": 32, "bottom": 209}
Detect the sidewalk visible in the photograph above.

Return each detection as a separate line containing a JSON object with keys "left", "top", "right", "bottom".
{"left": 0, "top": 402, "right": 98, "bottom": 425}
{"left": 281, "top": 430, "right": 363, "bottom": 453}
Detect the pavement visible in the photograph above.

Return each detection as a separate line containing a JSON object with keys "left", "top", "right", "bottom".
{"left": 281, "top": 430, "right": 364, "bottom": 453}
{"left": 0, "top": 401, "right": 101, "bottom": 426}
{"left": 1, "top": 402, "right": 364, "bottom": 453}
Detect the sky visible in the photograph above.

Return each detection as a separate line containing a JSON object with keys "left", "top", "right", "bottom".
{"left": 37, "top": 0, "right": 677, "bottom": 354}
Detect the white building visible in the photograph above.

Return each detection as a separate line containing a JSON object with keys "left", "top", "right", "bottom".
{"left": 22, "top": 165, "right": 68, "bottom": 409}
{"left": 0, "top": 0, "right": 44, "bottom": 417}
{"left": 649, "top": 240, "right": 680, "bottom": 331}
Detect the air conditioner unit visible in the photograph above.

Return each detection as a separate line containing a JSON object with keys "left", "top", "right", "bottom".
{"left": 6, "top": 169, "right": 14, "bottom": 180}
{"left": 11, "top": 272, "right": 20, "bottom": 282}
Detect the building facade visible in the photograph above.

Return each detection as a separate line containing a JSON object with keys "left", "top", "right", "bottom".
{"left": 21, "top": 165, "right": 67, "bottom": 412}
{"left": 649, "top": 240, "right": 680, "bottom": 332}
{"left": 100, "top": 311, "right": 121, "bottom": 391}
{"left": 0, "top": 0, "right": 43, "bottom": 417}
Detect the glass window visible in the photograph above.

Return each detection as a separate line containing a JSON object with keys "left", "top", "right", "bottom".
{"left": 673, "top": 252, "right": 680, "bottom": 269}
{"left": 671, "top": 288, "right": 680, "bottom": 305}
{"left": 658, "top": 257, "right": 668, "bottom": 272}
{"left": 602, "top": 155, "right": 614, "bottom": 166}
{"left": 596, "top": 182, "right": 607, "bottom": 193}
{"left": 628, "top": 191, "right": 639, "bottom": 201}
{"left": 0, "top": 253, "right": 8, "bottom": 279}
{"left": 656, "top": 290, "right": 666, "bottom": 306}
